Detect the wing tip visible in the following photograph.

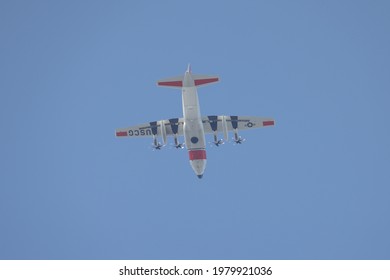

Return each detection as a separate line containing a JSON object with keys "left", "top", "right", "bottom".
{"left": 116, "top": 131, "right": 128, "bottom": 137}
{"left": 262, "top": 120, "right": 275, "bottom": 126}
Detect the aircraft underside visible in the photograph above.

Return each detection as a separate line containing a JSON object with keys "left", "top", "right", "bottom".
{"left": 116, "top": 65, "right": 275, "bottom": 178}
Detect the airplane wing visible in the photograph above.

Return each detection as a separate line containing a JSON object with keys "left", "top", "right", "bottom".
{"left": 116, "top": 115, "right": 274, "bottom": 137}
{"left": 202, "top": 115, "right": 275, "bottom": 134}
{"left": 115, "top": 118, "right": 184, "bottom": 138}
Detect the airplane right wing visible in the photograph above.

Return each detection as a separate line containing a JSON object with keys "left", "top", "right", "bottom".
{"left": 202, "top": 115, "right": 275, "bottom": 133}
{"left": 201, "top": 115, "right": 274, "bottom": 143}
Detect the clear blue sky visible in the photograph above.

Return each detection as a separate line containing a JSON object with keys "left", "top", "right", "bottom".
{"left": 1, "top": 0, "right": 389, "bottom": 260}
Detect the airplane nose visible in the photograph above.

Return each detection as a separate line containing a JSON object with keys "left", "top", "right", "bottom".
{"left": 188, "top": 150, "right": 207, "bottom": 178}
{"left": 190, "top": 159, "right": 206, "bottom": 178}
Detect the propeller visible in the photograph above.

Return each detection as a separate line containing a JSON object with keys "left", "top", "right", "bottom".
{"left": 174, "top": 143, "right": 184, "bottom": 149}
{"left": 152, "top": 143, "right": 163, "bottom": 150}
{"left": 152, "top": 136, "right": 163, "bottom": 150}
{"left": 213, "top": 139, "right": 224, "bottom": 147}
{"left": 233, "top": 130, "right": 245, "bottom": 144}
{"left": 211, "top": 134, "right": 224, "bottom": 147}
{"left": 173, "top": 136, "right": 184, "bottom": 149}
{"left": 233, "top": 136, "right": 245, "bottom": 144}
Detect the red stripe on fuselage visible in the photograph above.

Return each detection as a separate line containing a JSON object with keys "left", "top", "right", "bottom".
{"left": 189, "top": 150, "right": 207, "bottom": 160}
{"left": 263, "top": 120, "right": 274, "bottom": 126}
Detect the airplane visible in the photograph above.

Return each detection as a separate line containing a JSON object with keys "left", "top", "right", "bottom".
{"left": 115, "top": 65, "right": 275, "bottom": 178}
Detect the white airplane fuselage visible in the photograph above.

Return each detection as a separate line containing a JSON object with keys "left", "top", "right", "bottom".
{"left": 182, "top": 70, "right": 206, "bottom": 178}
{"left": 115, "top": 66, "right": 275, "bottom": 179}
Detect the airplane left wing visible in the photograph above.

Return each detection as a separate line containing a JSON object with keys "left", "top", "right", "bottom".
{"left": 115, "top": 118, "right": 184, "bottom": 138}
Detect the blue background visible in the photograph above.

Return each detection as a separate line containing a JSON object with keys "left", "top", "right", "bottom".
{"left": 1, "top": 0, "right": 389, "bottom": 259}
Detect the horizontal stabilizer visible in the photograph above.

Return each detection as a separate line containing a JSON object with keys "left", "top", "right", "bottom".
{"left": 157, "top": 76, "right": 183, "bottom": 88}
{"left": 157, "top": 74, "right": 219, "bottom": 88}
{"left": 192, "top": 75, "right": 219, "bottom": 87}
